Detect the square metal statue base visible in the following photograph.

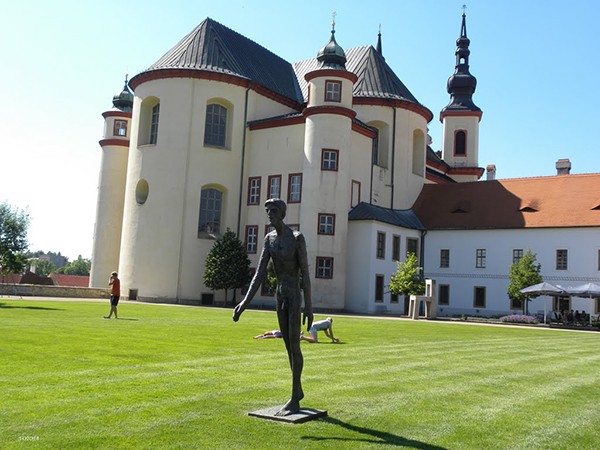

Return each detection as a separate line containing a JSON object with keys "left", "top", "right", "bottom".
{"left": 248, "top": 405, "right": 327, "bottom": 424}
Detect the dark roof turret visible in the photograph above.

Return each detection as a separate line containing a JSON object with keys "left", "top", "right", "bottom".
{"left": 112, "top": 75, "right": 133, "bottom": 112}
{"left": 441, "top": 11, "right": 480, "bottom": 114}
{"left": 316, "top": 18, "right": 347, "bottom": 70}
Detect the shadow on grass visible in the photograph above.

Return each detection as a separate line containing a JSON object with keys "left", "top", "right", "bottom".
{"left": 303, "top": 417, "right": 448, "bottom": 449}
{"left": 0, "top": 303, "right": 64, "bottom": 311}
{"left": 115, "top": 318, "right": 139, "bottom": 321}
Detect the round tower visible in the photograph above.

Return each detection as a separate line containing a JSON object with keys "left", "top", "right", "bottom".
{"left": 301, "top": 20, "right": 357, "bottom": 309}
{"left": 440, "top": 11, "right": 484, "bottom": 182}
{"left": 90, "top": 77, "right": 133, "bottom": 287}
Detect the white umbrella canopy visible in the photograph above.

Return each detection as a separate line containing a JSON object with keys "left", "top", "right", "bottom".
{"left": 519, "top": 282, "right": 566, "bottom": 296}
{"left": 519, "top": 282, "right": 566, "bottom": 324}
{"left": 564, "top": 282, "right": 600, "bottom": 297}
{"left": 563, "top": 282, "right": 600, "bottom": 326}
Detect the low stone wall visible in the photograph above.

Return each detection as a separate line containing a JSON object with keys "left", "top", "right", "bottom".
{"left": 0, "top": 283, "right": 109, "bottom": 299}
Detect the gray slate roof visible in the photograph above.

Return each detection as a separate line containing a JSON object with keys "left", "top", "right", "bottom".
{"left": 348, "top": 202, "right": 425, "bottom": 230}
{"left": 137, "top": 18, "right": 427, "bottom": 111}
{"left": 146, "top": 18, "right": 303, "bottom": 102}
{"left": 293, "top": 46, "right": 421, "bottom": 105}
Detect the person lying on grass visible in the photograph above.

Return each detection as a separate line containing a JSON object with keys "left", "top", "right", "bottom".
{"left": 254, "top": 330, "right": 283, "bottom": 339}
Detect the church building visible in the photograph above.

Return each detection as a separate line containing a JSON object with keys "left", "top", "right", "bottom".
{"left": 91, "top": 13, "right": 600, "bottom": 317}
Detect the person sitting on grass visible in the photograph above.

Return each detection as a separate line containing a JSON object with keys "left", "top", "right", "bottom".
{"left": 254, "top": 330, "right": 282, "bottom": 339}
{"left": 300, "top": 317, "right": 340, "bottom": 343}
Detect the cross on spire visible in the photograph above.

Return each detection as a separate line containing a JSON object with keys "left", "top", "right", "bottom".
{"left": 331, "top": 11, "right": 337, "bottom": 30}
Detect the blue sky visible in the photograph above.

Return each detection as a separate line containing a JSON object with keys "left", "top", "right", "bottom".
{"left": 1, "top": 0, "right": 599, "bottom": 261}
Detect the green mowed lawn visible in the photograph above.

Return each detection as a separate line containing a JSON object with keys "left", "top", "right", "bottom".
{"left": 1, "top": 299, "right": 599, "bottom": 449}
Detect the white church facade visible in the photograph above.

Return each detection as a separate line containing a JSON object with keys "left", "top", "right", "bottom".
{"left": 91, "top": 14, "right": 600, "bottom": 317}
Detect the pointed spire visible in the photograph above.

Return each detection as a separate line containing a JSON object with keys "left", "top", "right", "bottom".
{"left": 376, "top": 24, "right": 383, "bottom": 56}
{"left": 112, "top": 74, "right": 134, "bottom": 112}
{"left": 441, "top": 8, "right": 480, "bottom": 114}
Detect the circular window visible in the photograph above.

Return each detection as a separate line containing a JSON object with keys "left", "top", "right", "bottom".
{"left": 135, "top": 179, "right": 149, "bottom": 204}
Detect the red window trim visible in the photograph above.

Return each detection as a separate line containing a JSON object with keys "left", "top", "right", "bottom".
{"left": 247, "top": 177, "right": 262, "bottom": 205}
{"left": 113, "top": 119, "right": 128, "bottom": 137}
{"left": 267, "top": 174, "right": 282, "bottom": 200}
{"left": 245, "top": 225, "right": 259, "bottom": 254}
{"left": 321, "top": 148, "right": 339, "bottom": 172}
{"left": 317, "top": 213, "right": 336, "bottom": 236}
{"left": 324, "top": 80, "right": 342, "bottom": 103}
{"left": 287, "top": 173, "right": 302, "bottom": 204}
{"left": 454, "top": 129, "right": 467, "bottom": 157}
{"left": 315, "top": 256, "right": 334, "bottom": 279}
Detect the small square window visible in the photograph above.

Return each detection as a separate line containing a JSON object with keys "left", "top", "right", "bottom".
{"left": 318, "top": 213, "right": 335, "bottom": 235}
{"left": 325, "top": 80, "right": 342, "bottom": 102}
{"left": 113, "top": 120, "right": 128, "bottom": 137}
{"left": 316, "top": 257, "right": 334, "bottom": 279}
{"left": 321, "top": 149, "right": 339, "bottom": 171}
{"left": 513, "top": 249, "right": 524, "bottom": 264}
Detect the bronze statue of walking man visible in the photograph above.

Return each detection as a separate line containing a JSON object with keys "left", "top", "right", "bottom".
{"left": 233, "top": 198, "right": 313, "bottom": 416}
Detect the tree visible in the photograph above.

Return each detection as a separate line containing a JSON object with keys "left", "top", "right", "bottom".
{"left": 0, "top": 202, "right": 30, "bottom": 275}
{"left": 56, "top": 255, "right": 91, "bottom": 275}
{"left": 31, "top": 259, "right": 58, "bottom": 277}
{"left": 507, "top": 249, "right": 543, "bottom": 314}
{"left": 204, "top": 229, "right": 251, "bottom": 305}
{"left": 389, "top": 252, "right": 425, "bottom": 297}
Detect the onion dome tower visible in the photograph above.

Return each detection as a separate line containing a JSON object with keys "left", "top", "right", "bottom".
{"left": 440, "top": 10, "right": 484, "bottom": 182}
{"left": 301, "top": 17, "right": 357, "bottom": 309}
{"left": 90, "top": 77, "right": 133, "bottom": 287}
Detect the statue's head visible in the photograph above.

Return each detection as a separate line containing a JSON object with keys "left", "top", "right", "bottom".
{"left": 265, "top": 198, "right": 287, "bottom": 220}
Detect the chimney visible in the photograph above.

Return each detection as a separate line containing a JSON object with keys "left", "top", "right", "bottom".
{"left": 556, "top": 158, "right": 571, "bottom": 175}
{"left": 486, "top": 164, "right": 496, "bottom": 181}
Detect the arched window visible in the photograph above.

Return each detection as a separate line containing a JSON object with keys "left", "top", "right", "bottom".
{"left": 368, "top": 121, "right": 389, "bottom": 169}
{"left": 412, "top": 129, "right": 425, "bottom": 176}
{"left": 198, "top": 188, "right": 223, "bottom": 238}
{"left": 138, "top": 97, "right": 160, "bottom": 146}
{"left": 455, "top": 130, "right": 466, "bottom": 156}
{"left": 204, "top": 103, "right": 228, "bottom": 147}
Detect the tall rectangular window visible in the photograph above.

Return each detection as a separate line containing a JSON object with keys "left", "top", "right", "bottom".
{"left": 513, "top": 249, "right": 524, "bottom": 264}
{"left": 316, "top": 257, "right": 334, "bottom": 279}
{"left": 440, "top": 249, "right": 450, "bottom": 268}
{"left": 247, "top": 177, "right": 261, "bottom": 205}
{"left": 406, "top": 238, "right": 418, "bottom": 259}
{"left": 318, "top": 213, "right": 335, "bottom": 235}
{"left": 556, "top": 249, "right": 568, "bottom": 270}
{"left": 474, "top": 286, "right": 486, "bottom": 308}
{"left": 245, "top": 226, "right": 258, "bottom": 254}
{"left": 113, "top": 120, "right": 127, "bottom": 137}
{"left": 376, "top": 232, "right": 386, "bottom": 259}
{"left": 351, "top": 180, "right": 361, "bottom": 208}
{"left": 204, "top": 103, "right": 227, "bottom": 147}
{"left": 321, "top": 149, "right": 339, "bottom": 171}
{"left": 392, "top": 235, "right": 401, "bottom": 261}
{"left": 476, "top": 249, "right": 486, "bottom": 268}
{"left": 324, "top": 80, "right": 342, "bottom": 102}
{"left": 438, "top": 285, "right": 450, "bottom": 305}
{"left": 198, "top": 188, "right": 222, "bottom": 237}
{"left": 150, "top": 103, "right": 160, "bottom": 145}
{"left": 268, "top": 175, "right": 281, "bottom": 200}
{"left": 288, "top": 173, "right": 302, "bottom": 203}
{"left": 375, "top": 275, "right": 385, "bottom": 302}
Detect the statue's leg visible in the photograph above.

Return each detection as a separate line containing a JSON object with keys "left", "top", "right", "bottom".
{"left": 275, "top": 300, "right": 303, "bottom": 416}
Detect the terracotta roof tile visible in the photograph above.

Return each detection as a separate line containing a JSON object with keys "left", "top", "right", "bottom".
{"left": 50, "top": 274, "right": 90, "bottom": 288}
{"left": 412, "top": 173, "right": 600, "bottom": 229}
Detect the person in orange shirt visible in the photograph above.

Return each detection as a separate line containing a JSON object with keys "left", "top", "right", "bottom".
{"left": 104, "top": 271, "right": 120, "bottom": 319}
